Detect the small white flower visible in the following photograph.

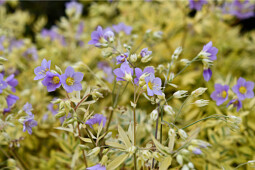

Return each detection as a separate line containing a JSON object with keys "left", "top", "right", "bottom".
{"left": 173, "top": 90, "right": 188, "bottom": 98}
{"left": 193, "top": 99, "right": 209, "bottom": 107}
{"left": 191, "top": 87, "right": 207, "bottom": 97}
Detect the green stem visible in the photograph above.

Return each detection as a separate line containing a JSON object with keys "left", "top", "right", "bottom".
{"left": 133, "top": 85, "right": 137, "bottom": 170}
{"left": 173, "top": 95, "right": 191, "bottom": 123}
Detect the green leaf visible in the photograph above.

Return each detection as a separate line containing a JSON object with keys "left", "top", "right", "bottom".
{"left": 79, "top": 137, "right": 92, "bottom": 143}
{"left": 159, "top": 155, "right": 172, "bottom": 170}
{"left": 107, "top": 153, "right": 129, "bottom": 170}
{"left": 151, "top": 135, "right": 170, "bottom": 155}
{"left": 105, "top": 141, "right": 127, "bottom": 150}
{"left": 118, "top": 125, "right": 132, "bottom": 148}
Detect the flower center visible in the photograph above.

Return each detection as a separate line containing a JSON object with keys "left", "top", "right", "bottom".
{"left": 148, "top": 81, "right": 154, "bottom": 89}
{"left": 66, "top": 77, "right": 74, "bottom": 86}
{"left": 52, "top": 76, "right": 60, "bottom": 84}
{"left": 221, "top": 91, "right": 227, "bottom": 98}
{"left": 239, "top": 86, "right": 247, "bottom": 94}
{"left": 53, "top": 104, "right": 59, "bottom": 110}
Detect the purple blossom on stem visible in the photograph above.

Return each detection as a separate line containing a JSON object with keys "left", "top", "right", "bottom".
{"left": 5, "top": 74, "right": 18, "bottom": 92}
{"left": 189, "top": 0, "right": 208, "bottom": 11}
{"left": 88, "top": 26, "right": 114, "bottom": 47}
{"left": 47, "top": 99, "right": 59, "bottom": 115}
{"left": 116, "top": 53, "right": 129, "bottom": 64}
{"left": 41, "top": 27, "right": 66, "bottom": 46}
{"left": 227, "top": 99, "right": 242, "bottom": 112}
{"left": 23, "top": 47, "right": 38, "bottom": 61}
{"left": 60, "top": 66, "right": 84, "bottom": 93}
{"left": 65, "top": 1, "right": 83, "bottom": 16}
{"left": 113, "top": 62, "right": 133, "bottom": 82}
{"left": 145, "top": 74, "right": 162, "bottom": 96}
{"left": 140, "top": 48, "right": 152, "bottom": 58}
{"left": 34, "top": 59, "right": 51, "bottom": 80}
{"left": 232, "top": 77, "right": 254, "bottom": 100}
{"left": 4, "top": 94, "right": 19, "bottom": 113}
{"left": 85, "top": 114, "right": 107, "bottom": 128}
{"left": 23, "top": 102, "right": 33, "bottom": 116}
{"left": 87, "top": 164, "right": 106, "bottom": 170}
{"left": 42, "top": 72, "right": 61, "bottom": 92}
{"left": 210, "top": 84, "right": 229, "bottom": 106}
{"left": 202, "top": 41, "right": 218, "bottom": 61}
{"left": 112, "top": 22, "right": 133, "bottom": 35}
{"left": 0, "top": 74, "right": 8, "bottom": 93}
{"left": 134, "top": 66, "right": 154, "bottom": 85}
{"left": 9, "top": 39, "right": 24, "bottom": 52}
{"left": 23, "top": 114, "right": 37, "bottom": 135}
{"left": 192, "top": 148, "right": 202, "bottom": 155}
{"left": 203, "top": 68, "right": 212, "bottom": 82}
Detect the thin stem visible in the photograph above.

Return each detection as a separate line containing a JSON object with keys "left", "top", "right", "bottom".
{"left": 74, "top": 94, "right": 91, "bottom": 112}
{"left": 152, "top": 103, "right": 160, "bottom": 168}
{"left": 133, "top": 85, "right": 137, "bottom": 170}
{"left": 10, "top": 149, "right": 29, "bottom": 170}
{"left": 173, "top": 95, "right": 191, "bottom": 123}
{"left": 182, "top": 115, "right": 227, "bottom": 130}
{"left": 77, "top": 122, "right": 88, "bottom": 168}
{"left": 85, "top": 128, "right": 97, "bottom": 148}
{"left": 106, "top": 109, "right": 113, "bottom": 132}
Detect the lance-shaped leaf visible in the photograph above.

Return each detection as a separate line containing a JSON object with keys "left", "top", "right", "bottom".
{"left": 151, "top": 135, "right": 170, "bottom": 155}
{"left": 118, "top": 125, "right": 132, "bottom": 148}
{"left": 105, "top": 141, "right": 126, "bottom": 150}
{"left": 159, "top": 155, "right": 172, "bottom": 170}
{"left": 107, "top": 153, "right": 129, "bottom": 170}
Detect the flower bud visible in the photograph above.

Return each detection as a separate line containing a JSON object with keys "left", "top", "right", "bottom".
{"left": 141, "top": 55, "right": 152, "bottom": 63}
{"left": 188, "top": 162, "right": 194, "bottom": 169}
{"left": 193, "top": 99, "right": 209, "bottom": 107}
{"left": 127, "top": 146, "right": 137, "bottom": 155}
{"left": 177, "top": 154, "right": 183, "bottom": 165}
{"left": 181, "top": 164, "right": 189, "bottom": 170}
{"left": 173, "top": 90, "right": 188, "bottom": 98}
{"left": 164, "top": 105, "right": 175, "bottom": 116}
{"left": 180, "top": 149, "right": 189, "bottom": 155}
{"left": 180, "top": 59, "right": 190, "bottom": 65}
{"left": 55, "top": 110, "right": 66, "bottom": 118}
{"left": 92, "top": 91, "right": 104, "bottom": 100}
{"left": 157, "top": 93, "right": 165, "bottom": 100}
{"left": 178, "top": 129, "right": 188, "bottom": 139}
{"left": 229, "top": 115, "right": 242, "bottom": 124}
{"left": 150, "top": 109, "right": 158, "bottom": 121}
{"left": 153, "top": 31, "right": 163, "bottom": 40}
{"left": 172, "top": 47, "right": 182, "bottom": 60}
{"left": 130, "top": 54, "right": 137, "bottom": 62}
{"left": 191, "top": 87, "right": 207, "bottom": 97}
{"left": 168, "top": 72, "right": 174, "bottom": 82}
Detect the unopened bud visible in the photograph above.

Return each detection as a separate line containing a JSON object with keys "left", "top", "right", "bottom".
{"left": 178, "top": 129, "right": 188, "bottom": 139}
{"left": 150, "top": 109, "right": 158, "bottom": 121}
{"left": 181, "top": 164, "right": 189, "bottom": 170}
{"left": 180, "top": 59, "right": 190, "bottom": 65}
{"left": 188, "top": 162, "right": 194, "bottom": 169}
{"left": 173, "top": 90, "right": 188, "bottom": 98}
{"left": 193, "top": 99, "right": 209, "bottom": 107}
{"left": 55, "top": 110, "right": 66, "bottom": 118}
{"left": 141, "top": 55, "right": 152, "bottom": 63}
{"left": 177, "top": 154, "right": 183, "bottom": 165}
{"left": 164, "top": 105, "right": 175, "bottom": 116}
{"left": 191, "top": 87, "right": 207, "bottom": 97}
{"left": 130, "top": 54, "right": 137, "bottom": 62}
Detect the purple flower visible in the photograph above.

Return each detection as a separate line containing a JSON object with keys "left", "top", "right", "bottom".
{"left": 41, "top": 27, "right": 66, "bottom": 46}
{"left": 189, "top": 0, "right": 208, "bottom": 11}
{"left": 113, "top": 62, "right": 133, "bottom": 82}
{"left": 4, "top": 94, "right": 19, "bottom": 113}
{"left": 223, "top": 0, "right": 255, "bottom": 19}
{"left": 202, "top": 41, "right": 218, "bottom": 61}
{"left": 60, "top": 113, "right": 71, "bottom": 124}
{"left": 48, "top": 99, "right": 59, "bottom": 115}
{"left": 112, "top": 22, "right": 132, "bottom": 35}
{"left": 23, "top": 102, "right": 33, "bottom": 116}
{"left": 76, "top": 21, "right": 84, "bottom": 44}
{"left": 34, "top": 59, "right": 51, "bottom": 80}
{"left": 145, "top": 74, "right": 162, "bottom": 96}
{"left": 42, "top": 72, "right": 61, "bottom": 92}
{"left": 203, "top": 68, "right": 212, "bottom": 82}
{"left": 87, "top": 164, "right": 106, "bottom": 170}
{"left": 5, "top": 74, "right": 18, "bottom": 92}
{"left": 0, "top": 0, "right": 5, "bottom": 5}
{"left": 65, "top": 1, "right": 83, "bottom": 16}
{"left": 23, "top": 47, "right": 38, "bottom": 61}
{"left": 140, "top": 48, "right": 152, "bottom": 58}
{"left": 9, "top": 39, "right": 24, "bottom": 52}
{"left": 232, "top": 77, "right": 254, "bottom": 100}
{"left": 85, "top": 114, "right": 107, "bottom": 128}
{"left": 210, "top": 84, "right": 229, "bottom": 106}
{"left": 134, "top": 66, "right": 154, "bottom": 85}
{"left": 227, "top": 99, "right": 242, "bottom": 112}
{"left": 23, "top": 114, "right": 37, "bottom": 135}
{"left": 97, "top": 62, "right": 114, "bottom": 83}
{"left": 0, "top": 74, "right": 8, "bottom": 93}
{"left": 60, "top": 66, "right": 84, "bottom": 93}
{"left": 192, "top": 148, "right": 202, "bottom": 155}
{"left": 88, "top": 26, "right": 114, "bottom": 47}
{"left": 116, "top": 53, "right": 129, "bottom": 64}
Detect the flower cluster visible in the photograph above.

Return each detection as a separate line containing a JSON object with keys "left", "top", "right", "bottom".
{"left": 21, "top": 103, "right": 37, "bottom": 134}
{"left": 211, "top": 77, "right": 254, "bottom": 111}
{"left": 34, "top": 59, "right": 84, "bottom": 93}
